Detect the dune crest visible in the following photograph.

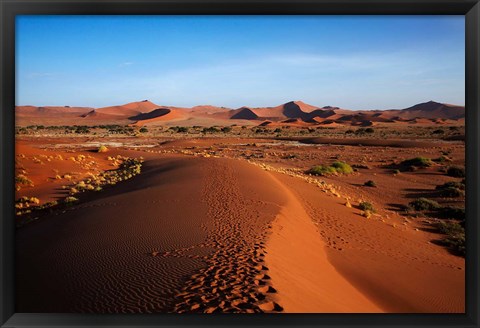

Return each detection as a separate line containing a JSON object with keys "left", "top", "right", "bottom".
{"left": 264, "top": 173, "right": 383, "bottom": 313}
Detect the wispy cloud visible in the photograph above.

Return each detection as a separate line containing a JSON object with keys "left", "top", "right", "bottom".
{"left": 119, "top": 61, "right": 133, "bottom": 67}
{"left": 26, "top": 72, "right": 56, "bottom": 79}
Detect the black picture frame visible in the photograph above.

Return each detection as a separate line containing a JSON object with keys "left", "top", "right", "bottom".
{"left": 1, "top": 0, "right": 479, "bottom": 327}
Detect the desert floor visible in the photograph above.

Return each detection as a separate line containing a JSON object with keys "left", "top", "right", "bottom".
{"left": 15, "top": 128, "right": 465, "bottom": 313}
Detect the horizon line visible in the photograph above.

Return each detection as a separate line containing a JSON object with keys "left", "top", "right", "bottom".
{"left": 15, "top": 99, "right": 465, "bottom": 111}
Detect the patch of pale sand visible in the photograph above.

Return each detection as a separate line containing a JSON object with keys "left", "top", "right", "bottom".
{"left": 264, "top": 173, "right": 383, "bottom": 313}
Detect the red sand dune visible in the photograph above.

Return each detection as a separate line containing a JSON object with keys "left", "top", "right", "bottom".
{"left": 15, "top": 148, "right": 465, "bottom": 313}
{"left": 131, "top": 108, "right": 187, "bottom": 126}
{"left": 95, "top": 100, "right": 161, "bottom": 117}
{"left": 15, "top": 100, "right": 465, "bottom": 127}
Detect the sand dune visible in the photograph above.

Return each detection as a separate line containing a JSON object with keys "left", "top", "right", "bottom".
{"left": 15, "top": 135, "right": 465, "bottom": 313}
{"left": 15, "top": 100, "right": 465, "bottom": 127}
{"left": 276, "top": 173, "right": 464, "bottom": 312}
{"left": 96, "top": 100, "right": 161, "bottom": 117}
{"left": 264, "top": 173, "right": 383, "bottom": 313}
{"left": 16, "top": 154, "right": 288, "bottom": 313}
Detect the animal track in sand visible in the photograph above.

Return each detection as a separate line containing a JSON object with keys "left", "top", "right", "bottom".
{"left": 172, "top": 160, "right": 283, "bottom": 313}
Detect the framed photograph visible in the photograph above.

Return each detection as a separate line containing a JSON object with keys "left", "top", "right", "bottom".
{"left": 1, "top": 0, "right": 479, "bottom": 327}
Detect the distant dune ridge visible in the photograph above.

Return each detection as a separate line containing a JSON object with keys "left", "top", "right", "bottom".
{"left": 15, "top": 100, "right": 465, "bottom": 126}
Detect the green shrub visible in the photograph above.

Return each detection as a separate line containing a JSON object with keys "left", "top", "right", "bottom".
{"left": 139, "top": 127, "right": 148, "bottom": 133}
{"left": 409, "top": 198, "right": 440, "bottom": 211}
{"left": 446, "top": 166, "right": 465, "bottom": 178}
{"left": 440, "top": 186, "right": 464, "bottom": 197}
{"left": 330, "top": 161, "right": 353, "bottom": 174}
{"left": 202, "top": 127, "right": 219, "bottom": 133}
{"left": 400, "top": 157, "right": 432, "bottom": 169}
{"left": 440, "top": 206, "right": 465, "bottom": 221}
{"left": 98, "top": 145, "right": 108, "bottom": 153}
{"left": 221, "top": 126, "right": 232, "bottom": 133}
{"left": 438, "top": 234, "right": 465, "bottom": 256}
{"left": 435, "top": 181, "right": 465, "bottom": 191}
{"left": 16, "top": 174, "right": 34, "bottom": 186}
{"left": 307, "top": 161, "right": 353, "bottom": 176}
{"left": 64, "top": 196, "right": 79, "bottom": 203}
{"left": 364, "top": 180, "right": 376, "bottom": 187}
{"left": 365, "top": 128, "right": 374, "bottom": 133}
{"left": 308, "top": 165, "right": 337, "bottom": 176}
{"left": 436, "top": 221, "right": 464, "bottom": 235}
{"left": 359, "top": 201, "right": 375, "bottom": 212}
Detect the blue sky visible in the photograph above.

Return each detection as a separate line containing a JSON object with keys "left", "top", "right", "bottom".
{"left": 16, "top": 15, "right": 464, "bottom": 109}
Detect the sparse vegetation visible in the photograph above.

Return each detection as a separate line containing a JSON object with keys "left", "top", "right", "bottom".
{"left": 352, "top": 164, "right": 370, "bottom": 169}
{"left": 64, "top": 196, "right": 79, "bottom": 204}
{"left": 439, "top": 186, "right": 464, "bottom": 197}
{"left": 15, "top": 156, "right": 144, "bottom": 221}
{"left": 435, "top": 221, "right": 465, "bottom": 256}
{"left": 446, "top": 166, "right": 465, "bottom": 178}
{"left": 307, "top": 161, "right": 353, "bottom": 176}
{"left": 400, "top": 157, "right": 432, "bottom": 170}
{"left": 409, "top": 198, "right": 440, "bottom": 211}
{"left": 16, "top": 174, "right": 34, "bottom": 190}
{"left": 433, "top": 155, "right": 451, "bottom": 163}
{"left": 97, "top": 145, "right": 108, "bottom": 153}
{"left": 435, "top": 181, "right": 465, "bottom": 191}
{"left": 359, "top": 201, "right": 375, "bottom": 212}
{"left": 364, "top": 180, "right": 377, "bottom": 187}
{"left": 202, "top": 127, "right": 219, "bottom": 134}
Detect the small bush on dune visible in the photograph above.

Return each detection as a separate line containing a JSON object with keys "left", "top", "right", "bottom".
{"left": 64, "top": 196, "right": 79, "bottom": 204}
{"left": 446, "top": 166, "right": 465, "bottom": 178}
{"left": 98, "top": 145, "right": 108, "bottom": 153}
{"left": 435, "top": 181, "right": 465, "bottom": 191}
{"left": 16, "top": 174, "right": 34, "bottom": 186}
{"left": 440, "top": 206, "right": 465, "bottom": 221}
{"left": 400, "top": 157, "right": 432, "bottom": 169}
{"left": 308, "top": 165, "right": 337, "bottom": 176}
{"left": 409, "top": 198, "right": 440, "bottom": 211}
{"left": 308, "top": 161, "right": 353, "bottom": 176}
{"left": 436, "top": 221, "right": 464, "bottom": 235}
{"left": 330, "top": 161, "right": 353, "bottom": 174}
{"left": 439, "top": 235, "right": 465, "bottom": 256}
{"left": 364, "top": 180, "right": 376, "bottom": 187}
{"left": 440, "top": 186, "right": 464, "bottom": 197}
{"left": 359, "top": 201, "right": 375, "bottom": 212}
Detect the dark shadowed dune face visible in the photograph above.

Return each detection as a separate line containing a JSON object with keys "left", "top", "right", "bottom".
{"left": 231, "top": 107, "right": 259, "bottom": 120}
{"left": 129, "top": 108, "right": 171, "bottom": 121}
{"left": 16, "top": 155, "right": 287, "bottom": 313}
